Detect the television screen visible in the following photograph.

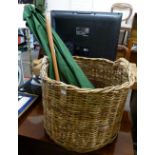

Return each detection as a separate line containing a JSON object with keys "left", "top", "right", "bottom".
{"left": 51, "top": 11, "right": 122, "bottom": 60}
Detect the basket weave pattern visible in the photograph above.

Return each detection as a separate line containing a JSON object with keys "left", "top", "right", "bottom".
{"left": 41, "top": 56, "right": 136, "bottom": 153}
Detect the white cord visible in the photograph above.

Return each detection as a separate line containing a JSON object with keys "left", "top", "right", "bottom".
{"left": 18, "top": 65, "right": 22, "bottom": 86}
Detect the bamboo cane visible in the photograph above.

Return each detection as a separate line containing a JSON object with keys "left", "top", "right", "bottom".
{"left": 45, "top": 15, "right": 60, "bottom": 81}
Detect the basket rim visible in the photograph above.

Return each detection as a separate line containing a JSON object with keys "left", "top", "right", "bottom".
{"left": 43, "top": 76, "right": 131, "bottom": 93}
{"left": 41, "top": 56, "right": 136, "bottom": 93}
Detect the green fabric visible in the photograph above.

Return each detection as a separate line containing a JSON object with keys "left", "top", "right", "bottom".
{"left": 23, "top": 4, "right": 94, "bottom": 88}
{"left": 33, "top": 0, "right": 45, "bottom": 13}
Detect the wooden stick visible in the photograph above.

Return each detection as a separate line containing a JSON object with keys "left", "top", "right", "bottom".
{"left": 45, "top": 16, "right": 60, "bottom": 81}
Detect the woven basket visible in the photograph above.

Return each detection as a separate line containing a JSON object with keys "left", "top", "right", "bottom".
{"left": 40, "top": 56, "right": 136, "bottom": 153}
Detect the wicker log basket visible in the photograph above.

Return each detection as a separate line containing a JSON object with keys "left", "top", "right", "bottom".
{"left": 40, "top": 56, "right": 136, "bottom": 153}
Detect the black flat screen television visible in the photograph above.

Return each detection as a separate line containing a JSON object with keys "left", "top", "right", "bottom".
{"left": 51, "top": 11, "right": 122, "bottom": 60}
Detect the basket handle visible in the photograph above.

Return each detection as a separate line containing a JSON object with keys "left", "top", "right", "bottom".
{"left": 128, "top": 62, "right": 137, "bottom": 89}
{"left": 32, "top": 58, "right": 43, "bottom": 76}
{"left": 114, "top": 58, "right": 137, "bottom": 88}
{"left": 31, "top": 56, "right": 49, "bottom": 79}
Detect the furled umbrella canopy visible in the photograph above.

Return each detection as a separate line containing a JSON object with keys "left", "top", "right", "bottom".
{"left": 23, "top": 4, "right": 94, "bottom": 88}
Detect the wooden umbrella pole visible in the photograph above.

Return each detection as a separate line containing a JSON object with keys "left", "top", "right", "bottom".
{"left": 45, "top": 15, "right": 60, "bottom": 81}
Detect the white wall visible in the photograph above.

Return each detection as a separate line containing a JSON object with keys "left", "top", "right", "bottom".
{"left": 46, "top": 0, "right": 137, "bottom": 12}
{"left": 47, "top": 0, "right": 71, "bottom": 11}
{"left": 18, "top": 4, "right": 26, "bottom": 28}
{"left": 70, "top": 0, "right": 93, "bottom": 11}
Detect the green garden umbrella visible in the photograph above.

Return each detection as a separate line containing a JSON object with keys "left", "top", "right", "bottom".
{"left": 23, "top": 4, "right": 94, "bottom": 88}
